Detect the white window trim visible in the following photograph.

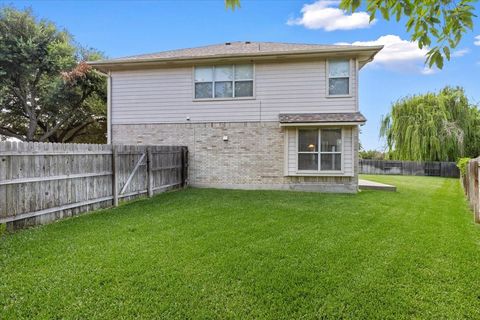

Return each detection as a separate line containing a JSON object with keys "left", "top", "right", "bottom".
{"left": 192, "top": 64, "right": 256, "bottom": 101}
{"left": 296, "top": 127, "right": 344, "bottom": 174}
{"left": 325, "top": 59, "right": 353, "bottom": 98}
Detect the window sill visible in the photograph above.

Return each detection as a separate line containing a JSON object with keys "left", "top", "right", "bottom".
{"left": 288, "top": 170, "right": 349, "bottom": 177}
{"left": 325, "top": 94, "right": 353, "bottom": 99}
{"left": 193, "top": 97, "right": 256, "bottom": 102}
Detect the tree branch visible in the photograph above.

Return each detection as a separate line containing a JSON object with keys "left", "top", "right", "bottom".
{"left": 0, "top": 127, "right": 26, "bottom": 141}
{"left": 62, "top": 119, "right": 96, "bottom": 143}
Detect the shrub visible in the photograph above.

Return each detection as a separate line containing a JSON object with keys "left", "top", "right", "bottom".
{"left": 456, "top": 157, "right": 471, "bottom": 176}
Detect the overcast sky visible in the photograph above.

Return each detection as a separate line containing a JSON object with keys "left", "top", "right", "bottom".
{"left": 3, "top": 0, "right": 480, "bottom": 150}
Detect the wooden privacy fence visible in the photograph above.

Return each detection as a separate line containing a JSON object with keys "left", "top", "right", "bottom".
{"left": 461, "top": 157, "right": 480, "bottom": 223}
{"left": 359, "top": 159, "right": 460, "bottom": 178}
{"left": 0, "top": 142, "right": 188, "bottom": 230}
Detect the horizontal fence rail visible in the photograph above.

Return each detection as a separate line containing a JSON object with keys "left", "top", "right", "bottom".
{"left": 461, "top": 157, "right": 480, "bottom": 223}
{"left": 359, "top": 159, "right": 459, "bottom": 178}
{"left": 0, "top": 142, "right": 188, "bottom": 230}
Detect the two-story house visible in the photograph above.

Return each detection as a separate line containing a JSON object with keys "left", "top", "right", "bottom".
{"left": 89, "top": 41, "right": 382, "bottom": 193}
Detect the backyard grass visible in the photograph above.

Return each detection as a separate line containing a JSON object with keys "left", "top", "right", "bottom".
{"left": 1, "top": 175, "right": 480, "bottom": 319}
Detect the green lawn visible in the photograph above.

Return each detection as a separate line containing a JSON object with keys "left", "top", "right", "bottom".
{"left": 1, "top": 175, "right": 480, "bottom": 319}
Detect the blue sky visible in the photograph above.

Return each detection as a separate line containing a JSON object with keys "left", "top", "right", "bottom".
{"left": 3, "top": 0, "right": 479, "bottom": 150}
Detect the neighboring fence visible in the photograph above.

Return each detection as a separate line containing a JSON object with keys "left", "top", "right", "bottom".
{"left": 461, "top": 157, "right": 480, "bottom": 223}
{"left": 0, "top": 142, "right": 188, "bottom": 230}
{"left": 359, "top": 159, "right": 460, "bottom": 178}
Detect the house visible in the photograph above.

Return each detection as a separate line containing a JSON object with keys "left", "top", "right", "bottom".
{"left": 89, "top": 41, "right": 382, "bottom": 193}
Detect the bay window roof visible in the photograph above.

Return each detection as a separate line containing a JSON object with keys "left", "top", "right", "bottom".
{"left": 279, "top": 112, "right": 366, "bottom": 126}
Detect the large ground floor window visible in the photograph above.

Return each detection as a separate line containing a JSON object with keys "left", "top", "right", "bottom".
{"left": 298, "top": 128, "right": 342, "bottom": 172}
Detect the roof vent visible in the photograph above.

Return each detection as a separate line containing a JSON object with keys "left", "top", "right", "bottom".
{"left": 225, "top": 42, "right": 231, "bottom": 45}
{"left": 245, "top": 41, "right": 251, "bottom": 44}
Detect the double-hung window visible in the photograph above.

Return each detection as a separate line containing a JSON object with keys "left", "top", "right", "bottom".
{"left": 327, "top": 59, "right": 350, "bottom": 96}
{"left": 194, "top": 64, "right": 254, "bottom": 99}
{"left": 298, "top": 128, "right": 342, "bottom": 172}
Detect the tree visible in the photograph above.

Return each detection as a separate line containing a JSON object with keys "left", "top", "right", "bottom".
{"left": 359, "top": 149, "right": 385, "bottom": 160}
{"left": 380, "top": 86, "right": 480, "bottom": 161}
{"left": 225, "top": 0, "right": 477, "bottom": 69}
{"left": 0, "top": 7, "right": 107, "bottom": 143}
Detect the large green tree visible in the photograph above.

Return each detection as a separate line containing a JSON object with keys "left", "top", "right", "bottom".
{"left": 380, "top": 86, "right": 480, "bottom": 161}
{"left": 225, "top": 0, "right": 476, "bottom": 69}
{"left": 0, "top": 7, "right": 106, "bottom": 143}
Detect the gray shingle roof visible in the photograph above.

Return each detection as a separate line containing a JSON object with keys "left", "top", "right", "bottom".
{"left": 279, "top": 112, "right": 367, "bottom": 123}
{"left": 92, "top": 41, "right": 382, "bottom": 64}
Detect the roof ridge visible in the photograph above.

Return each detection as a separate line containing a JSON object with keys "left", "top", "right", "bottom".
{"left": 118, "top": 42, "right": 225, "bottom": 60}
{"left": 108, "top": 41, "right": 349, "bottom": 61}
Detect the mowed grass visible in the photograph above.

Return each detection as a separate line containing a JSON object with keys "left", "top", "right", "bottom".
{"left": 1, "top": 176, "right": 480, "bottom": 319}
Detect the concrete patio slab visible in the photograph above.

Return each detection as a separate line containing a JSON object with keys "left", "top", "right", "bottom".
{"left": 359, "top": 179, "right": 397, "bottom": 192}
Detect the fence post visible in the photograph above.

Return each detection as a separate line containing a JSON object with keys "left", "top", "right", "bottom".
{"left": 182, "top": 148, "right": 188, "bottom": 188}
{"left": 147, "top": 146, "right": 153, "bottom": 197}
{"left": 476, "top": 161, "right": 480, "bottom": 223}
{"left": 112, "top": 145, "right": 118, "bottom": 207}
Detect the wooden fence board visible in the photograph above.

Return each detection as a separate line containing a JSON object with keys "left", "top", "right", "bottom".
{"left": 359, "top": 159, "right": 460, "bottom": 178}
{"left": 0, "top": 142, "right": 188, "bottom": 230}
{"left": 461, "top": 157, "right": 480, "bottom": 223}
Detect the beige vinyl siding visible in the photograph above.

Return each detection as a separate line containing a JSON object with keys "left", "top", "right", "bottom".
{"left": 285, "top": 126, "right": 354, "bottom": 177}
{"left": 110, "top": 60, "right": 357, "bottom": 124}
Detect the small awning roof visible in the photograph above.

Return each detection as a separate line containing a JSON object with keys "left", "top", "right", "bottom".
{"left": 279, "top": 112, "right": 366, "bottom": 126}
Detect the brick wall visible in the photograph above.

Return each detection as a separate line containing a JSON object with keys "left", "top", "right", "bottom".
{"left": 112, "top": 122, "right": 358, "bottom": 193}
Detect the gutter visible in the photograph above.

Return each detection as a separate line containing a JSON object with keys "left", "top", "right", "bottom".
{"left": 279, "top": 122, "right": 366, "bottom": 127}
{"left": 359, "top": 45, "right": 384, "bottom": 69}
{"left": 106, "top": 71, "right": 112, "bottom": 144}
{"left": 90, "top": 69, "right": 112, "bottom": 144}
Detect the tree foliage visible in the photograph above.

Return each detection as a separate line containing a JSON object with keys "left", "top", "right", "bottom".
{"left": 225, "top": 0, "right": 241, "bottom": 10}
{"left": 380, "top": 86, "right": 480, "bottom": 161}
{"left": 359, "top": 149, "right": 385, "bottom": 160}
{"left": 340, "top": 0, "right": 476, "bottom": 69}
{"left": 0, "top": 7, "right": 106, "bottom": 143}
{"left": 225, "top": 0, "right": 477, "bottom": 69}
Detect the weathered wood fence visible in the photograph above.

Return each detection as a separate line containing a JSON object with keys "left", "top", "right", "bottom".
{"left": 359, "top": 159, "right": 460, "bottom": 178}
{"left": 0, "top": 142, "right": 188, "bottom": 230}
{"left": 461, "top": 157, "right": 480, "bottom": 223}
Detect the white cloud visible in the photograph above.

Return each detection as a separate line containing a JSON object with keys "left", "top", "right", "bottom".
{"left": 337, "top": 35, "right": 434, "bottom": 74}
{"left": 474, "top": 35, "right": 480, "bottom": 46}
{"left": 287, "top": 0, "right": 374, "bottom": 31}
{"left": 452, "top": 48, "right": 470, "bottom": 57}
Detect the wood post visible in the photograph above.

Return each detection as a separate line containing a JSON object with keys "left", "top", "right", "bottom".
{"left": 476, "top": 162, "right": 480, "bottom": 223}
{"left": 147, "top": 147, "right": 153, "bottom": 197}
{"left": 182, "top": 147, "right": 188, "bottom": 187}
{"left": 112, "top": 145, "right": 118, "bottom": 207}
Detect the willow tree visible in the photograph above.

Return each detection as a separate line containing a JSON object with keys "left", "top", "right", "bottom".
{"left": 380, "top": 87, "right": 480, "bottom": 161}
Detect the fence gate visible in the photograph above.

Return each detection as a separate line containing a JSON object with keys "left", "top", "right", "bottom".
{"left": 112, "top": 145, "right": 188, "bottom": 206}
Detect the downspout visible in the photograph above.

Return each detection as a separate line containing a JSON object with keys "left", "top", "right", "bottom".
{"left": 107, "top": 71, "right": 112, "bottom": 144}
{"left": 92, "top": 69, "right": 112, "bottom": 144}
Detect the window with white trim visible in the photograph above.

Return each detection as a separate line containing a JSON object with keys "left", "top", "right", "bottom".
{"left": 298, "top": 128, "right": 342, "bottom": 171}
{"left": 194, "top": 64, "right": 254, "bottom": 99}
{"left": 328, "top": 59, "right": 350, "bottom": 96}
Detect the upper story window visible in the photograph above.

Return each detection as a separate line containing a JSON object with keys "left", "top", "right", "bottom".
{"left": 194, "top": 64, "right": 254, "bottom": 99}
{"left": 298, "top": 128, "right": 342, "bottom": 171}
{"left": 328, "top": 59, "right": 350, "bottom": 96}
